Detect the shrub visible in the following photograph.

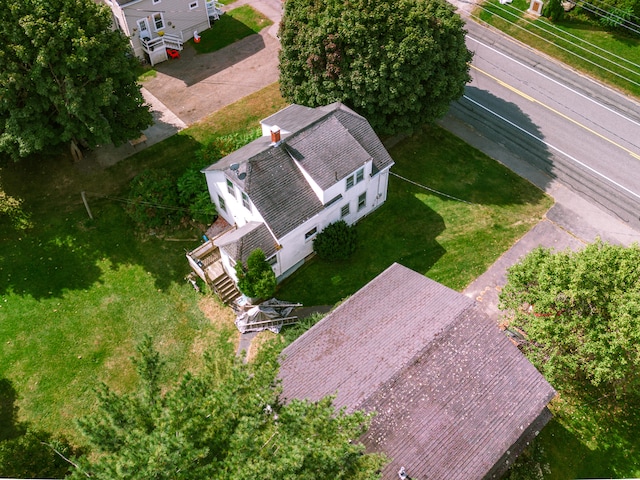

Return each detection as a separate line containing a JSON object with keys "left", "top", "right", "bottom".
{"left": 235, "top": 249, "right": 276, "bottom": 300}
{"left": 542, "top": 0, "right": 564, "bottom": 21}
{"left": 313, "top": 220, "right": 357, "bottom": 261}
{"left": 126, "top": 169, "right": 181, "bottom": 229}
{"left": 177, "top": 167, "right": 217, "bottom": 225}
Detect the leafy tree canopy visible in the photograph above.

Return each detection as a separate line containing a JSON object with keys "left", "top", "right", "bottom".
{"left": 278, "top": 0, "right": 473, "bottom": 135}
{"left": 70, "top": 334, "right": 386, "bottom": 479}
{"left": 499, "top": 240, "right": 640, "bottom": 399}
{"left": 0, "top": 0, "right": 152, "bottom": 160}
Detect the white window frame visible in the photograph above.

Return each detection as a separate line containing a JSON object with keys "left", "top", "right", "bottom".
{"left": 341, "top": 203, "right": 350, "bottom": 218}
{"left": 242, "top": 192, "right": 251, "bottom": 211}
{"left": 305, "top": 226, "right": 318, "bottom": 241}
{"left": 345, "top": 167, "right": 365, "bottom": 190}
{"left": 152, "top": 12, "right": 165, "bottom": 31}
{"left": 189, "top": 1, "right": 199, "bottom": 9}
{"left": 358, "top": 192, "right": 366, "bottom": 211}
{"left": 218, "top": 194, "right": 226, "bottom": 212}
{"left": 226, "top": 178, "right": 235, "bottom": 196}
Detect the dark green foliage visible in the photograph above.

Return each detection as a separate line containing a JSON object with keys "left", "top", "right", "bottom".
{"left": 195, "top": 130, "right": 262, "bottom": 165}
{"left": 126, "top": 169, "right": 181, "bottom": 229}
{"left": 0, "top": 429, "right": 77, "bottom": 478}
{"left": 235, "top": 249, "right": 277, "bottom": 299}
{"left": 0, "top": 378, "right": 78, "bottom": 478}
{"left": 0, "top": 0, "right": 152, "bottom": 160}
{"left": 70, "top": 334, "right": 386, "bottom": 479}
{"left": 599, "top": 4, "right": 634, "bottom": 29}
{"left": 278, "top": 0, "right": 472, "bottom": 135}
{"left": 542, "top": 0, "right": 565, "bottom": 21}
{"left": 499, "top": 240, "right": 640, "bottom": 400}
{"left": 177, "top": 167, "right": 217, "bottom": 225}
{"left": 313, "top": 220, "right": 357, "bottom": 261}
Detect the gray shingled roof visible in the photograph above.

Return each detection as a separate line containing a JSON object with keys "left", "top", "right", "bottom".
{"left": 203, "top": 103, "right": 394, "bottom": 240}
{"left": 279, "top": 263, "right": 556, "bottom": 480}
{"left": 285, "top": 115, "right": 372, "bottom": 190}
{"left": 213, "top": 222, "right": 277, "bottom": 263}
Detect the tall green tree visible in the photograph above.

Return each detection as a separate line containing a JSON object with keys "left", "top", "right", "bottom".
{"left": 0, "top": 0, "right": 152, "bottom": 160}
{"left": 278, "top": 0, "right": 473, "bottom": 135}
{"left": 70, "top": 334, "right": 385, "bottom": 479}
{"left": 499, "top": 241, "right": 640, "bottom": 399}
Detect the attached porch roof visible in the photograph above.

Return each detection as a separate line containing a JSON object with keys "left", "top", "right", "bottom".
{"left": 213, "top": 221, "right": 278, "bottom": 263}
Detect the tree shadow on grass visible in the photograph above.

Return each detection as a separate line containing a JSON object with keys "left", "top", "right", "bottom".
{"left": 446, "top": 86, "right": 555, "bottom": 202}
{"left": 0, "top": 133, "right": 205, "bottom": 299}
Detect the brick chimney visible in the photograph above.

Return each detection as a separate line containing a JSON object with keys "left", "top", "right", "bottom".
{"left": 270, "top": 125, "right": 281, "bottom": 145}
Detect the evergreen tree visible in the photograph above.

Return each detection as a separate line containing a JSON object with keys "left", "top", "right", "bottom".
{"left": 70, "top": 334, "right": 386, "bottom": 479}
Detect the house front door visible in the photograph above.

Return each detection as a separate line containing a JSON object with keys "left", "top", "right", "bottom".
{"left": 137, "top": 18, "right": 151, "bottom": 39}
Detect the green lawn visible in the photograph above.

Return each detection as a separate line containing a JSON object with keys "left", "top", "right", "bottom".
{"left": 0, "top": 84, "right": 287, "bottom": 443}
{"left": 277, "top": 125, "right": 552, "bottom": 305}
{"left": 192, "top": 5, "right": 272, "bottom": 54}
{"left": 474, "top": 0, "right": 640, "bottom": 98}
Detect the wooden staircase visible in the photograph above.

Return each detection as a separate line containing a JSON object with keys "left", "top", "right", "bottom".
{"left": 212, "top": 272, "right": 241, "bottom": 305}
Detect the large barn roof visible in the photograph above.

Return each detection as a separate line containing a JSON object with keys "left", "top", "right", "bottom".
{"left": 279, "top": 263, "right": 556, "bottom": 480}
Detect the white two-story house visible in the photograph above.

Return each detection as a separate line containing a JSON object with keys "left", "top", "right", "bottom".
{"left": 201, "top": 102, "right": 394, "bottom": 288}
{"left": 102, "top": 0, "right": 222, "bottom": 65}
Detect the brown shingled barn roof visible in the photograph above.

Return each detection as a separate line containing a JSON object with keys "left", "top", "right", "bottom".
{"left": 278, "top": 263, "right": 556, "bottom": 480}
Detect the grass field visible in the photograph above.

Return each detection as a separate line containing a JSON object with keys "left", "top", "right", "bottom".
{"left": 473, "top": 0, "right": 640, "bottom": 98}
{"left": 0, "top": 84, "right": 287, "bottom": 443}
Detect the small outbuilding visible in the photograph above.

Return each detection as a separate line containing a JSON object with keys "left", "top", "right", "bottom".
{"left": 279, "top": 263, "right": 556, "bottom": 480}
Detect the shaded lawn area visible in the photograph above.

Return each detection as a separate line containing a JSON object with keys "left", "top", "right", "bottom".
{"left": 276, "top": 125, "right": 552, "bottom": 306}
{"left": 0, "top": 84, "right": 287, "bottom": 442}
{"left": 506, "top": 390, "right": 640, "bottom": 479}
{"left": 475, "top": 0, "right": 640, "bottom": 99}
{"left": 192, "top": 5, "right": 272, "bottom": 54}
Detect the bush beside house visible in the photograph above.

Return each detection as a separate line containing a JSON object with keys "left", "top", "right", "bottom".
{"left": 235, "top": 249, "right": 277, "bottom": 301}
{"left": 313, "top": 221, "right": 358, "bottom": 261}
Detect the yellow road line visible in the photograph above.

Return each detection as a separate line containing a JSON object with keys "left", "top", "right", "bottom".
{"left": 471, "top": 64, "right": 640, "bottom": 161}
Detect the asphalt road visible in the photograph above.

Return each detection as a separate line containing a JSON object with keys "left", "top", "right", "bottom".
{"left": 449, "top": 20, "right": 640, "bottom": 231}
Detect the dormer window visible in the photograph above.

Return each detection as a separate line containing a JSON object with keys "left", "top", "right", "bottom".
{"left": 346, "top": 167, "right": 365, "bottom": 190}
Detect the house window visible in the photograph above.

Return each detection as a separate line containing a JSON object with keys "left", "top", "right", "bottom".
{"left": 267, "top": 255, "right": 278, "bottom": 266}
{"left": 242, "top": 192, "right": 250, "bottom": 211}
{"left": 226, "top": 179, "right": 235, "bottom": 196}
{"left": 189, "top": 1, "right": 198, "bottom": 9}
{"left": 305, "top": 227, "right": 317, "bottom": 241}
{"left": 341, "top": 204, "right": 350, "bottom": 218}
{"left": 152, "top": 12, "right": 165, "bottom": 31}
{"left": 346, "top": 175, "right": 354, "bottom": 190}
{"left": 345, "top": 167, "right": 365, "bottom": 190}
{"left": 358, "top": 192, "right": 366, "bottom": 211}
{"left": 218, "top": 194, "right": 226, "bottom": 212}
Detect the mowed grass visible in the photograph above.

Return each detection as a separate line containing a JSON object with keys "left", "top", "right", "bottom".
{"left": 277, "top": 125, "right": 552, "bottom": 306}
{"left": 0, "top": 84, "right": 286, "bottom": 443}
{"left": 192, "top": 5, "right": 272, "bottom": 54}
{"left": 475, "top": 0, "right": 640, "bottom": 98}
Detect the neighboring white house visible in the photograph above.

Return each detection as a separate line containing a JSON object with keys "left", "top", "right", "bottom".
{"left": 101, "top": 0, "right": 222, "bottom": 65}
{"left": 202, "top": 102, "right": 395, "bottom": 285}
